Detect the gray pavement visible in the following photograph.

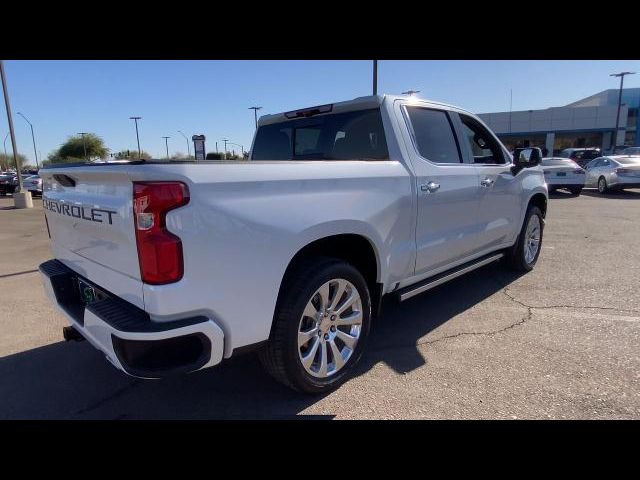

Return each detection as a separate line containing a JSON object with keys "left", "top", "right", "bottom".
{"left": 1, "top": 190, "right": 639, "bottom": 419}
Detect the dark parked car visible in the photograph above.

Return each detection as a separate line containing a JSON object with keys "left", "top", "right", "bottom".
{"left": 558, "top": 148, "right": 601, "bottom": 168}
{"left": 0, "top": 174, "right": 15, "bottom": 195}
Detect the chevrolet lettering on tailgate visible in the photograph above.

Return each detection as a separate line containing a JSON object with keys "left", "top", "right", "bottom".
{"left": 43, "top": 198, "right": 116, "bottom": 225}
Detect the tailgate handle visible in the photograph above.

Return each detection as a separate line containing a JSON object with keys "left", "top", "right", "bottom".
{"left": 53, "top": 174, "right": 76, "bottom": 187}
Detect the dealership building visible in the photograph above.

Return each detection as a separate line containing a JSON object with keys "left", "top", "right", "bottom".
{"left": 477, "top": 88, "right": 639, "bottom": 155}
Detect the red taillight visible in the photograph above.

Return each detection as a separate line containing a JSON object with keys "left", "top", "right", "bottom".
{"left": 133, "top": 182, "right": 189, "bottom": 285}
{"left": 616, "top": 168, "right": 631, "bottom": 175}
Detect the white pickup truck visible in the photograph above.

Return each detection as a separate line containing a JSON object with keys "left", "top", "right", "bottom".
{"left": 39, "top": 94, "right": 548, "bottom": 393}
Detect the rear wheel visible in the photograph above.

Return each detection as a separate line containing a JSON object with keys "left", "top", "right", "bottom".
{"left": 598, "top": 176, "right": 608, "bottom": 194}
{"left": 259, "top": 257, "right": 371, "bottom": 394}
{"left": 505, "top": 205, "right": 544, "bottom": 272}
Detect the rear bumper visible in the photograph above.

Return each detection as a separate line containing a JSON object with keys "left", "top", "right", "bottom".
{"left": 548, "top": 183, "right": 583, "bottom": 190}
{"left": 39, "top": 259, "right": 225, "bottom": 379}
{"left": 545, "top": 178, "right": 584, "bottom": 187}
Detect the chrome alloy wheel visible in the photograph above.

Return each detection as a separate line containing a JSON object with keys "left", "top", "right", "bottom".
{"left": 297, "top": 278, "right": 363, "bottom": 378}
{"left": 524, "top": 214, "right": 541, "bottom": 265}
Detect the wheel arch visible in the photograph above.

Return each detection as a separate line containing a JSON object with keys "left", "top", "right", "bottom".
{"left": 275, "top": 233, "right": 383, "bottom": 321}
{"left": 528, "top": 192, "right": 548, "bottom": 218}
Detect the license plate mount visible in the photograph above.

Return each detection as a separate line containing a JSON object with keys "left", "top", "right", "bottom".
{"left": 77, "top": 278, "right": 107, "bottom": 305}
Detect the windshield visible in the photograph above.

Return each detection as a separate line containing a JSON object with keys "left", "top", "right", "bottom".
{"left": 251, "top": 109, "right": 389, "bottom": 161}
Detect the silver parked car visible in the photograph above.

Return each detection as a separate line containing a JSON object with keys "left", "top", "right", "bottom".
{"left": 23, "top": 175, "right": 43, "bottom": 196}
{"left": 541, "top": 157, "right": 585, "bottom": 195}
{"left": 584, "top": 156, "right": 640, "bottom": 193}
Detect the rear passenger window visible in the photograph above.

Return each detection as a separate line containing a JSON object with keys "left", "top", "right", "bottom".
{"left": 405, "top": 107, "right": 462, "bottom": 164}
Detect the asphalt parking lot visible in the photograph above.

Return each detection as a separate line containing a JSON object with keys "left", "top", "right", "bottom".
{"left": 1, "top": 190, "right": 639, "bottom": 419}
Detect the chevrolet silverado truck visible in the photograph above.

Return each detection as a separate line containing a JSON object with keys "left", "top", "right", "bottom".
{"left": 39, "top": 94, "right": 548, "bottom": 393}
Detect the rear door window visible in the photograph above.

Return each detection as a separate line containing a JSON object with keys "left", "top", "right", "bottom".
{"left": 404, "top": 107, "right": 462, "bottom": 164}
{"left": 251, "top": 109, "right": 389, "bottom": 161}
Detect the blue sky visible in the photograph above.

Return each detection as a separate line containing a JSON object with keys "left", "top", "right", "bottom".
{"left": 2, "top": 60, "right": 639, "bottom": 163}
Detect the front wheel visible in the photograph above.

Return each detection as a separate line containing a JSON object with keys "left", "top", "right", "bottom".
{"left": 505, "top": 206, "right": 544, "bottom": 272}
{"left": 259, "top": 257, "right": 371, "bottom": 394}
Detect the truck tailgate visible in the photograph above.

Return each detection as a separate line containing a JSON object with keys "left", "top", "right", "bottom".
{"left": 40, "top": 166, "right": 144, "bottom": 308}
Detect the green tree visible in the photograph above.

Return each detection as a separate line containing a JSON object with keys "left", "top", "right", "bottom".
{"left": 50, "top": 133, "right": 109, "bottom": 163}
{"left": 114, "top": 149, "right": 152, "bottom": 160}
{"left": 0, "top": 152, "right": 29, "bottom": 170}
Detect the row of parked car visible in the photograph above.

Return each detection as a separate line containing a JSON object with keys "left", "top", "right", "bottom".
{"left": 542, "top": 147, "right": 640, "bottom": 195}
{"left": 0, "top": 172, "right": 43, "bottom": 196}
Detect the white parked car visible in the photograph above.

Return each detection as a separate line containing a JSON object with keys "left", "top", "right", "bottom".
{"left": 38, "top": 94, "right": 548, "bottom": 393}
{"left": 541, "top": 157, "right": 585, "bottom": 195}
{"left": 584, "top": 156, "right": 640, "bottom": 193}
{"left": 23, "top": 175, "right": 43, "bottom": 196}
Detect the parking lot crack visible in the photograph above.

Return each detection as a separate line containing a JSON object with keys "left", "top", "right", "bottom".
{"left": 73, "top": 380, "right": 141, "bottom": 417}
{"left": 502, "top": 287, "right": 640, "bottom": 315}
{"left": 372, "top": 306, "right": 533, "bottom": 353}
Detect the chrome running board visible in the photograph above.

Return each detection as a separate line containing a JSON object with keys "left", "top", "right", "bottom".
{"left": 397, "top": 253, "right": 504, "bottom": 302}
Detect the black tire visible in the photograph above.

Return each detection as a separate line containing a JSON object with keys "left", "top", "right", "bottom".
{"left": 569, "top": 187, "right": 582, "bottom": 196}
{"left": 259, "top": 257, "right": 371, "bottom": 394}
{"left": 505, "top": 205, "right": 544, "bottom": 272}
{"left": 597, "top": 176, "right": 608, "bottom": 194}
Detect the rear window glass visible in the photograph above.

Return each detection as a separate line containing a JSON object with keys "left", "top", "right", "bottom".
{"left": 616, "top": 157, "right": 640, "bottom": 165}
{"left": 251, "top": 109, "right": 389, "bottom": 161}
{"left": 542, "top": 158, "right": 575, "bottom": 166}
{"left": 571, "top": 150, "right": 600, "bottom": 160}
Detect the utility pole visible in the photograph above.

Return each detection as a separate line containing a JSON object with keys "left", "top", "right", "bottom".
{"left": 610, "top": 71, "right": 636, "bottom": 151}
{"left": 3, "top": 132, "right": 8, "bottom": 169}
{"left": 16, "top": 112, "right": 39, "bottom": 168}
{"left": 178, "top": 130, "right": 191, "bottom": 159}
{"left": 249, "top": 106, "right": 262, "bottom": 129}
{"left": 129, "top": 116, "right": 142, "bottom": 158}
{"left": 222, "top": 138, "right": 228, "bottom": 160}
{"left": 372, "top": 60, "right": 378, "bottom": 95}
{"left": 0, "top": 60, "right": 31, "bottom": 208}
{"left": 162, "top": 136, "right": 170, "bottom": 160}
{"left": 78, "top": 132, "right": 89, "bottom": 161}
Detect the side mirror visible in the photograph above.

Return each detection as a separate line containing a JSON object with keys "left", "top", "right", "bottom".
{"left": 513, "top": 147, "right": 542, "bottom": 169}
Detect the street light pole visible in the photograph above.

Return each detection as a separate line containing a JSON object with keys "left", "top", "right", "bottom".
{"left": 610, "top": 71, "right": 636, "bottom": 151}
{"left": 1, "top": 60, "right": 30, "bottom": 207}
{"left": 372, "top": 60, "right": 378, "bottom": 95}
{"left": 162, "top": 136, "right": 170, "bottom": 160}
{"left": 249, "top": 106, "right": 262, "bottom": 129}
{"left": 178, "top": 130, "right": 191, "bottom": 159}
{"left": 227, "top": 142, "right": 244, "bottom": 158}
{"left": 16, "top": 112, "right": 39, "bottom": 169}
{"left": 129, "top": 116, "right": 142, "bottom": 159}
{"left": 78, "top": 132, "right": 88, "bottom": 161}
{"left": 222, "top": 138, "right": 228, "bottom": 160}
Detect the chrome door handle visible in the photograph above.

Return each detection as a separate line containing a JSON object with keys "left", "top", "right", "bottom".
{"left": 480, "top": 177, "right": 495, "bottom": 187}
{"left": 421, "top": 181, "right": 440, "bottom": 193}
